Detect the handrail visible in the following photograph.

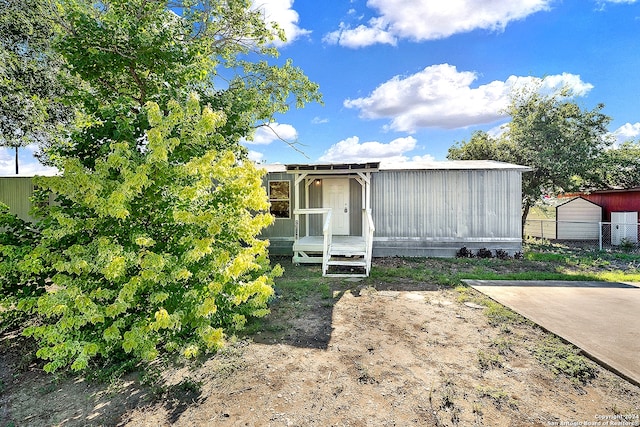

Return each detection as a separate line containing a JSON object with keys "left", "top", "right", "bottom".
{"left": 294, "top": 208, "right": 332, "bottom": 215}
{"left": 364, "top": 208, "right": 375, "bottom": 275}
{"left": 322, "top": 210, "right": 332, "bottom": 275}
{"left": 293, "top": 208, "right": 332, "bottom": 275}
{"left": 293, "top": 208, "right": 331, "bottom": 243}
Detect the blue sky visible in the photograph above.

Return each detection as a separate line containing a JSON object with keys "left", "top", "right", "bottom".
{"left": 3, "top": 0, "right": 640, "bottom": 174}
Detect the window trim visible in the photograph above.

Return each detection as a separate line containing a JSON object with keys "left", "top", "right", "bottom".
{"left": 268, "top": 180, "right": 291, "bottom": 219}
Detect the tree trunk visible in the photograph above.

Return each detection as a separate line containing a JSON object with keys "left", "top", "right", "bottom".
{"left": 15, "top": 146, "right": 19, "bottom": 175}
{"left": 521, "top": 201, "right": 532, "bottom": 238}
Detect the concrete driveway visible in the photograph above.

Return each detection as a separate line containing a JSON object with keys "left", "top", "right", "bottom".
{"left": 463, "top": 280, "right": 640, "bottom": 387}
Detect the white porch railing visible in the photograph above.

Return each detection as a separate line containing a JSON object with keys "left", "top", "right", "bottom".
{"left": 322, "top": 209, "right": 333, "bottom": 275}
{"left": 293, "top": 208, "right": 331, "bottom": 265}
{"left": 293, "top": 208, "right": 375, "bottom": 276}
{"left": 363, "top": 208, "right": 375, "bottom": 275}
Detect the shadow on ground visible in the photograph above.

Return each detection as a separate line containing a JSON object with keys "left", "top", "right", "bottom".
{"left": 248, "top": 257, "right": 447, "bottom": 351}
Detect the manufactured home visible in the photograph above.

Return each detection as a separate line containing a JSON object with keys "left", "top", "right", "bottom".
{"left": 260, "top": 160, "right": 530, "bottom": 276}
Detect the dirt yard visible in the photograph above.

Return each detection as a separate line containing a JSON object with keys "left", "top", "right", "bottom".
{"left": 1, "top": 257, "right": 639, "bottom": 426}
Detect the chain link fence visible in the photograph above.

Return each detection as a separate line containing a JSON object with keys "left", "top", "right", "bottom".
{"left": 524, "top": 220, "right": 640, "bottom": 252}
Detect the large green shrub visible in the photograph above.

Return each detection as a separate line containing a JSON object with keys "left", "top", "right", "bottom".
{"left": 20, "top": 96, "right": 279, "bottom": 372}
{"left": 2, "top": 0, "right": 320, "bottom": 373}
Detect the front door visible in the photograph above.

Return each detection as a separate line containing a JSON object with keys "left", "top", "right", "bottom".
{"left": 323, "top": 178, "right": 350, "bottom": 235}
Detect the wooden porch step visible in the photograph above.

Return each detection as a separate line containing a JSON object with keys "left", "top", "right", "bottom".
{"left": 326, "top": 259, "right": 368, "bottom": 267}
{"left": 329, "top": 250, "right": 366, "bottom": 258}
{"left": 325, "top": 257, "right": 368, "bottom": 278}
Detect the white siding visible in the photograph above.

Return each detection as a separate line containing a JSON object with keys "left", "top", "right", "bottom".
{"left": 371, "top": 169, "right": 523, "bottom": 256}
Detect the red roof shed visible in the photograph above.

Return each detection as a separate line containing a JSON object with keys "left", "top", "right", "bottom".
{"left": 581, "top": 188, "right": 640, "bottom": 222}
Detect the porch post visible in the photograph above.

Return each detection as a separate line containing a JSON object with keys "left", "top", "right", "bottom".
{"left": 294, "top": 173, "right": 307, "bottom": 243}
{"left": 305, "top": 178, "right": 313, "bottom": 237}
{"left": 357, "top": 171, "right": 371, "bottom": 210}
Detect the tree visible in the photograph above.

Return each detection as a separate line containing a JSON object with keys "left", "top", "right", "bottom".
{"left": 448, "top": 82, "right": 612, "bottom": 228}
{"left": 44, "top": 0, "right": 320, "bottom": 168}
{"left": 447, "top": 130, "right": 513, "bottom": 161}
{"left": 23, "top": 96, "right": 280, "bottom": 372}
{"left": 0, "top": 0, "right": 72, "bottom": 173}
{"left": 7, "top": 0, "right": 321, "bottom": 372}
{"left": 507, "top": 86, "right": 612, "bottom": 226}
{"left": 577, "top": 141, "right": 640, "bottom": 190}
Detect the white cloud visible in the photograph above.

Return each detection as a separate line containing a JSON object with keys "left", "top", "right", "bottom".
{"left": 344, "top": 64, "right": 594, "bottom": 132}
{"left": 245, "top": 123, "right": 298, "bottom": 145}
{"left": 410, "top": 154, "right": 436, "bottom": 162}
{"left": 247, "top": 150, "right": 265, "bottom": 163}
{"left": 324, "top": 0, "right": 551, "bottom": 47}
{"left": 533, "top": 73, "right": 594, "bottom": 96}
{"left": 252, "top": 0, "right": 311, "bottom": 45}
{"left": 323, "top": 18, "right": 396, "bottom": 48}
{"left": 311, "top": 116, "right": 329, "bottom": 124}
{"left": 319, "top": 135, "right": 417, "bottom": 162}
{"left": 611, "top": 122, "right": 640, "bottom": 145}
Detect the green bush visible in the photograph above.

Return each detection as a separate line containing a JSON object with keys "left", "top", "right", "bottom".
{"left": 18, "top": 98, "right": 280, "bottom": 372}
{"left": 0, "top": 204, "right": 48, "bottom": 314}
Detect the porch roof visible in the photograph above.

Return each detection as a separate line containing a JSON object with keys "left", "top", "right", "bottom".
{"left": 260, "top": 160, "right": 530, "bottom": 174}
{"left": 285, "top": 162, "right": 380, "bottom": 175}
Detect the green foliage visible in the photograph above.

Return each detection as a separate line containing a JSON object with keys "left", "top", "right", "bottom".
{"left": 490, "top": 337, "right": 514, "bottom": 355}
{"left": 533, "top": 336, "right": 596, "bottom": 384}
{"left": 579, "top": 141, "right": 640, "bottom": 190}
{"left": 0, "top": 203, "right": 47, "bottom": 307}
{"left": 477, "top": 350, "right": 503, "bottom": 371}
{"left": 447, "top": 130, "right": 512, "bottom": 161}
{"left": 619, "top": 238, "right": 636, "bottom": 253}
{"left": 484, "top": 301, "right": 528, "bottom": 327}
{"left": 19, "top": 97, "right": 281, "bottom": 372}
{"left": 476, "top": 386, "right": 518, "bottom": 409}
{"left": 1, "top": 0, "right": 320, "bottom": 375}
{"left": 46, "top": 0, "right": 321, "bottom": 167}
{"left": 0, "top": 0, "right": 73, "bottom": 171}
{"left": 507, "top": 85, "right": 611, "bottom": 220}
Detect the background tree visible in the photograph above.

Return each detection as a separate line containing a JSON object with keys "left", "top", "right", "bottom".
{"left": 448, "top": 81, "right": 612, "bottom": 228}
{"left": 577, "top": 141, "right": 640, "bottom": 190}
{"left": 5, "top": 0, "right": 321, "bottom": 373}
{"left": 447, "top": 130, "right": 513, "bottom": 161}
{"left": 0, "top": 0, "right": 72, "bottom": 173}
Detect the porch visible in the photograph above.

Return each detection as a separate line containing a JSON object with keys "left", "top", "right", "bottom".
{"left": 286, "top": 163, "right": 379, "bottom": 277}
{"left": 292, "top": 208, "right": 374, "bottom": 277}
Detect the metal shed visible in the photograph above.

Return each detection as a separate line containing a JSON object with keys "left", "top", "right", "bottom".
{"left": 555, "top": 197, "right": 603, "bottom": 240}
{"left": 581, "top": 187, "right": 640, "bottom": 222}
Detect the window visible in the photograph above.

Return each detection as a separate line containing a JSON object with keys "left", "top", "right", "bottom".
{"left": 268, "top": 180, "right": 290, "bottom": 219}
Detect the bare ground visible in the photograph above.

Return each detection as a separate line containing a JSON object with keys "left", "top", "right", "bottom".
{"left": 1, "top": 257, "right": 639, "bottom": 427}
